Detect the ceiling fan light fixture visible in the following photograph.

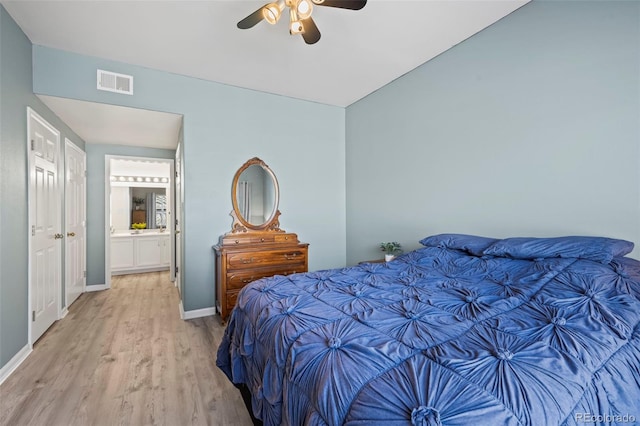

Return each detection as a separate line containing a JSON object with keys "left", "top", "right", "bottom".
{"left": 238, "top": 0, "right": 366, "bottom": 43}
{"left": 290, "top": 20, "right": 304, "bottom": 34}
{"left": 296, "top": 0, "right": 313, "bottom": 19}
{"left": 263, "top": 1, "right": 285, "bottom": 25}
{"left": 289, "top": 8, "right": 305, "bottom": 34}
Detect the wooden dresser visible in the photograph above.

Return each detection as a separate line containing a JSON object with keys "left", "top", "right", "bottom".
{"left": 214, "top": 232, "right": 308, "bottom": 323}
{"left": 215, "top": 156, "right": 309, "bottom": 323}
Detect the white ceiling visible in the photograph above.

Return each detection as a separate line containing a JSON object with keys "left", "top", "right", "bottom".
{"left": 38, "top": 95, "right": 183, "bottom": 149}
{"left": 3, "top": 0, "right": 529, "bottom": 149}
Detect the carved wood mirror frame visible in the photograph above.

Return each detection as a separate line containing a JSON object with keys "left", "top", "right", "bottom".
{"left": 229, "top": 157, "right": 281, "bottom": 233}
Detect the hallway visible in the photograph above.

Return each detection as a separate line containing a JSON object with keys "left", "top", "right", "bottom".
{"left": 0, "top": 272, "right": 251, "bottom": 426}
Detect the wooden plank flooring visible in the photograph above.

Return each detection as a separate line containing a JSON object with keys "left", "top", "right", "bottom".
{"left": 0, "top": 272, "right": 252, "bottom": 426}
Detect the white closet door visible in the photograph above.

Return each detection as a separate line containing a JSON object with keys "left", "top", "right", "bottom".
{"left": 65, "top": 139, "right": 86, "bottom": 308}
{"left": 29, "top": 108, "right": 62, "bottom": 343}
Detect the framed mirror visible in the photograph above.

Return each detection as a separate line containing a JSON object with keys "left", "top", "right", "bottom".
{"left": 230, "top": 157, "right": 280, "bottom": 232}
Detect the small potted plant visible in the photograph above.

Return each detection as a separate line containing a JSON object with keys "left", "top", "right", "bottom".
{"left": 380, "top": 242, "right": 402, "bottom": 262}
{"left": 132, "top": 196, "right": 145, "bottom": 210}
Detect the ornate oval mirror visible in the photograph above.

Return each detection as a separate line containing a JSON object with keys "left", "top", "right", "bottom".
{"left": 230, "top": 157, "right": 280, "bottom": 232}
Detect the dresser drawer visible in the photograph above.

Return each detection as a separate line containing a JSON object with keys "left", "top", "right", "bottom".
{"left": 214, "top": 233, "right": 308, "bottom": 324}
{"left": 227, "top": 235, "right": 276, "bottom": 245}
{"left": 227, "top": 248, "right": 306, "bottom": 270}
{"left": 226, "top": 290, "right": 240, "bottom": 311}
{"left": 226, "top": 265, "right": 307, "bottom": 290}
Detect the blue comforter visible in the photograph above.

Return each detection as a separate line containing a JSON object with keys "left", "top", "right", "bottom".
{"left": 217, "top": 239, "right": 640, "bottom": 425}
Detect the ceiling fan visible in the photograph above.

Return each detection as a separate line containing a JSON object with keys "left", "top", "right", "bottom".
{"left": 237, "top": 0, "right": 367, "bottom": 45}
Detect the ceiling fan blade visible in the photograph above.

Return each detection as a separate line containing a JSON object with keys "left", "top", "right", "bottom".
{"left": 301, "top": 17, "right": 321, "bottom": 45}
{"left": 237, "top": 6, "right": 266, "bottom": 29}
{"left": 314, "top": 0, "right": 367, "bottom": 10}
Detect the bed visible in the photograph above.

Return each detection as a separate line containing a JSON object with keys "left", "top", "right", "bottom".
{"left": 216, "top": 234, "right": 640, "bottom": 425}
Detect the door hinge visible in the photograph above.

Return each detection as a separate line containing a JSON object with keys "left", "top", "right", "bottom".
{"left": 32, "top": 311, "right": 36, "bottom": 322}
{"left": 175, "top": 266, "right": 179, "bottom": 274}
{"left": 175, "top": 171, "right": 178, "bottom": 178}
{"left": 83, "top": 271, "right": 87, "bottom": 278}
{"left": 175, "top": 219, "right": 179, "bottom": 227}
{"left": 30, "top": 140, "right": 35, "bottom": 151}
{"left": 32, "top": 225, "right": 35, "bottom": 236}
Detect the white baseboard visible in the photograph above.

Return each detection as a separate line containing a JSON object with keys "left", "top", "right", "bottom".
{"left": 0, "top": 344, "right": 32, "bottom": 386}
{"left": 179, "top": 301, "right": 216, "bottom": 320}
{"left": 111, "top": 266, "right": 169, "bottom": 276}
{"left": 60, "top": 307, "right": 69, "bottom": 319}
{"left": 85, "top": 284, "right": 108, "bottom": 292}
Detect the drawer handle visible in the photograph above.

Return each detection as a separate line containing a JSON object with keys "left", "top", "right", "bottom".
{"left": 284, "top": 253, "right": 297, "bottom": 260}
{"left": 241, "top": 257, "right": 254, "bottom": 264}
{"left": 242, "top": 277, "right": 254, "bottom": 283}
{"left": 260, "top": 238, "right": 265, "bottom": 242}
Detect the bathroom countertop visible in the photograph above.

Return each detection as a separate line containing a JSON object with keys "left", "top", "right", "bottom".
{"left": 111, "top": 230, "right": 169, "bottom": 237}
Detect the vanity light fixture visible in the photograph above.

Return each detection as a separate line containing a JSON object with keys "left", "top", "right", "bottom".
{"left": 110, "top": 175, "right": 170, "bottom": 184}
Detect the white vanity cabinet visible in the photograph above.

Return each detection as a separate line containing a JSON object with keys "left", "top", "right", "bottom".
{"left": 111, "top": 232, "right": 170, "bottom": 274}
{"left": 160, "top": 237, "right": 171, "bottom": 266}
{"left": 136, "top": 237, "right": 163, "bottom": 267}
{"left": 111, "top": 238, "right": 135, "bottom": 270}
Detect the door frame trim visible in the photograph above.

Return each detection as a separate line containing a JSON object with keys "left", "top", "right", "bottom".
{"left": 64, "top": 138, "right": 87, "bottom": 307}
{"left": 27, "top": 107, "right": 62, "bottom": 346}
{"left": 104, "top": 155, "right": 175, "bottom": 289}
{"left": 174, "top": 140, "right": 183, "bottom": 295}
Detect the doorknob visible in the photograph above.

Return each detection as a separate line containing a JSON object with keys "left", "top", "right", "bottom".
{"left": 67, "top": 232, "right": 76, "bottom": 237}
{"left": 54, "top": 233, "right": 64, "bottom": 239}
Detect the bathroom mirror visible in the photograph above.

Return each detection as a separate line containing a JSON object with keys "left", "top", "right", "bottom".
{"left": 130, "top": 188, "right": 167, "bottom": 229}
{"left": 230, "top": 157, "right": 280, "bottom": 232}
{"left": 111, "top": 187, "right": 168, "bottom": 231}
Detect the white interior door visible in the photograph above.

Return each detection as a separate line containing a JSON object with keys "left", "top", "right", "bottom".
{"left": 65, "top": 139, "right": 86, "bottom": 308}
{"left": 28, "top": 108, "right": 62, "bottom": 343}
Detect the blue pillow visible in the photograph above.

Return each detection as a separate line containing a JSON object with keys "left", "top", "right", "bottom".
{"left": 482, "top": 236, "right": 634, "bottom": 264}
{"left": 419, "top": 234, "right": 499, "bottom": 256}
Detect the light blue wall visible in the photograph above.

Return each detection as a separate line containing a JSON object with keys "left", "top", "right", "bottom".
{"left": 32, "top": 46, "right": 347, "bottom": 312}
{"left": 345, "top": 0, "right": 640, "bottom": 264}
{"left": 85, "top": 144, "right": 175, "bottom": 287}
{"left": 0, "top": 5, "right": 85, "bottom": 368}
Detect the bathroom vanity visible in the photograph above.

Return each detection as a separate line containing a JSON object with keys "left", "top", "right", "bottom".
{"left": 111, "top": 230, "right": 170, "bottom": 275}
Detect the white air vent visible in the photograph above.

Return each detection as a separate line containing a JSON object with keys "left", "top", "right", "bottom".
{"left": 97, "top": 69, "right": 133, "bottom": 95}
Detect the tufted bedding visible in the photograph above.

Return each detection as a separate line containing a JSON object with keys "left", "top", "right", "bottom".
{"left": 217, "top": 235, "right": 640, "bottom": 425}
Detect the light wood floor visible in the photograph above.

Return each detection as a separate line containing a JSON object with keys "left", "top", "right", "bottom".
{"left": 0, "top": 272, "right": 252, "bottom": 426}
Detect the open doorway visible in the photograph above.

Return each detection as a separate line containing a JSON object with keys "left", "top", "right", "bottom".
{"left": 105, "top": 156, "right": 175, "bottom": 288}
{"left": 34, "top": 96, "right": 183, "bottom": 296}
